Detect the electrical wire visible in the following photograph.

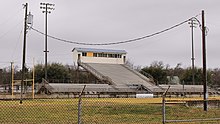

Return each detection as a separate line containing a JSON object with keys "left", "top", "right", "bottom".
{"left": 0, "top": 7, "right": 23, "bottom": 27}
{"left": 0, "top": 20, "right": 23, "bottom": 40}
{"left": 31, "top": 15, "right": 201, "bottom": 46}
{"left": 0, "top": 62, "right": 11, "bottom": 69}
{"left": 10, "top": 29, "right": 23, "bottom": 61}
{"left": 191, "top": 16, "right": 209, "bottom": 36}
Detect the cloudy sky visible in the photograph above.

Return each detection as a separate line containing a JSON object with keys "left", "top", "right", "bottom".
{"left": 0, "top": 0, "right": 219, "bottom": 69}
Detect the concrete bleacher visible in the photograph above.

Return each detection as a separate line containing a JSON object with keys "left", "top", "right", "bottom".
{"left": 49, "top": 83, "right": 141, "bottom": 93}
{"left": 79, "top": 63, "right": 161, "bottom": 93}
{"left": 78, "top": 62, "right": 218, "bottom": 95}
{"left": 37, "top": 62, "right": 218, "bottom": 96}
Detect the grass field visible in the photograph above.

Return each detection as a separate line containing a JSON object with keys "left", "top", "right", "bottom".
{"left": 1, "top": 97, "right": 220, "bottom": 124}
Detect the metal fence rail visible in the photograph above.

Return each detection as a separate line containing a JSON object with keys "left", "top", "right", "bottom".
{"left": 165, "top": 118, "right": 220, "bottom": 123}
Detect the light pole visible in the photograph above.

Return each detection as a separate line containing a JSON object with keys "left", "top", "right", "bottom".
{"left": 188, "top": 18, "right": 197, "bottom": 85}
{"left": 40, "top": 3, "right": 55, "bottom": 81}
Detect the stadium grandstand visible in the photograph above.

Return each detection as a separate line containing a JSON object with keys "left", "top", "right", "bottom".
{"left": 37, "top": 48, "right": 218, "bottom": 98}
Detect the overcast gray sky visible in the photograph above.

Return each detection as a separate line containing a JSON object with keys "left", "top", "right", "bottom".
{"left": 0, "top": 0, "right": 219, "bottom": 69}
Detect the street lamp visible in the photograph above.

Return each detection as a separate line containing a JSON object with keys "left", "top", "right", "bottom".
{"left": 40, "top": 3, "right": 55, "bottom": 81}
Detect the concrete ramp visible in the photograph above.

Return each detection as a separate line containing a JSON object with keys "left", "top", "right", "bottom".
{"left": 79, "top": 63, "right": 157, "bottom": 92}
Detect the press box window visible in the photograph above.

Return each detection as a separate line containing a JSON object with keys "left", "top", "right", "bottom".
{"left": 82, "top": 52, "right": 87, "bottom": 56}
{"left": 93, "top": 53, "right": 98, "bottom": 57}
{"left": 103, "top": 53, "right": 107, "bottom": 57}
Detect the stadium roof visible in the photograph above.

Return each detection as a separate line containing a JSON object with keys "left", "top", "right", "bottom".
{"left": 72, "top": 47, "right": 127, "bottom": 54}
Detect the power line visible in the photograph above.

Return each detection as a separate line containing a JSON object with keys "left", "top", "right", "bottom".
{"left": 10, "top": 29, "right": 23, "bottom": 61}
{"left": 31, "top": 15, "right": 200, "bottom": 46}
{"left": 0, "top": 20, "right": 23, "bottom": 40}
{"left": 0, "top": 7, "right": 23, "bottom": 27}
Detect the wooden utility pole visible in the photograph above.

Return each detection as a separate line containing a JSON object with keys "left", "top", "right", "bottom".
{"left": 202, "top": 10, "right": 208, "bottom": 111}
{"left": 20, "top": 3, "right": 28, "bottom": 104}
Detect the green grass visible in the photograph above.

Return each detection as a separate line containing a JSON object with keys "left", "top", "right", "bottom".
{"left": 0, "top": 99, "right": 78, "bottom": 124}
{"left": 0, "top": 98, "right": 220, "bottom": 124}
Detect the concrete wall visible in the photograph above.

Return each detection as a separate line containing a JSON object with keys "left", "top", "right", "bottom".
{"left": 72, "top": 50, "right": 79, "bottom": 65}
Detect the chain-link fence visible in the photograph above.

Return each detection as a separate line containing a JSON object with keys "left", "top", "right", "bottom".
{"left": 80, "top": 98, "right": 163, "bottom": 124}
{"left": 0, "top": 98, "right": 78, "bottom": 124}
{"left": 1, "top": 93, "right": 220, "bottom": 124}
{"left": 162, "top": 97, "right": 220, "bottom": 124}
{"left": 0, "top": 97, "right": 162, "bottom": 123}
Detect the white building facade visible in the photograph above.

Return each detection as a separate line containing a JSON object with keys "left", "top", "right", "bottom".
{"left": 72, "top": 48, "right": 127, "bottom": 65}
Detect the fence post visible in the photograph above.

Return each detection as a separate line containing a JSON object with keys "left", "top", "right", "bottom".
{"left": 162, "top": 86, "right": 170, "bottom": 124}
{"left": 162, "top": 95, "right": 166, "bottom": 124}
{"left": 78, "top": 85, "right": 86, "bottom": 124}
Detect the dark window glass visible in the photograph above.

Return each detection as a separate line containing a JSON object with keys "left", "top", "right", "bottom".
{"left": 82, "top": 52, "right": 87, "bottom": 56}
{"left": 93, "top": 53, "right": 97, "bottom": 57}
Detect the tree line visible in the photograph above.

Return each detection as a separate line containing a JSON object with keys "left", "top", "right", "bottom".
{"left": 0, "top": 61, "right": 220, "bottom": 88}
{"left": 0, "top": 62, "right": 96, "bottom": 85}
{"left": 139, "top": 61, "right": 220, "bottom": 87}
